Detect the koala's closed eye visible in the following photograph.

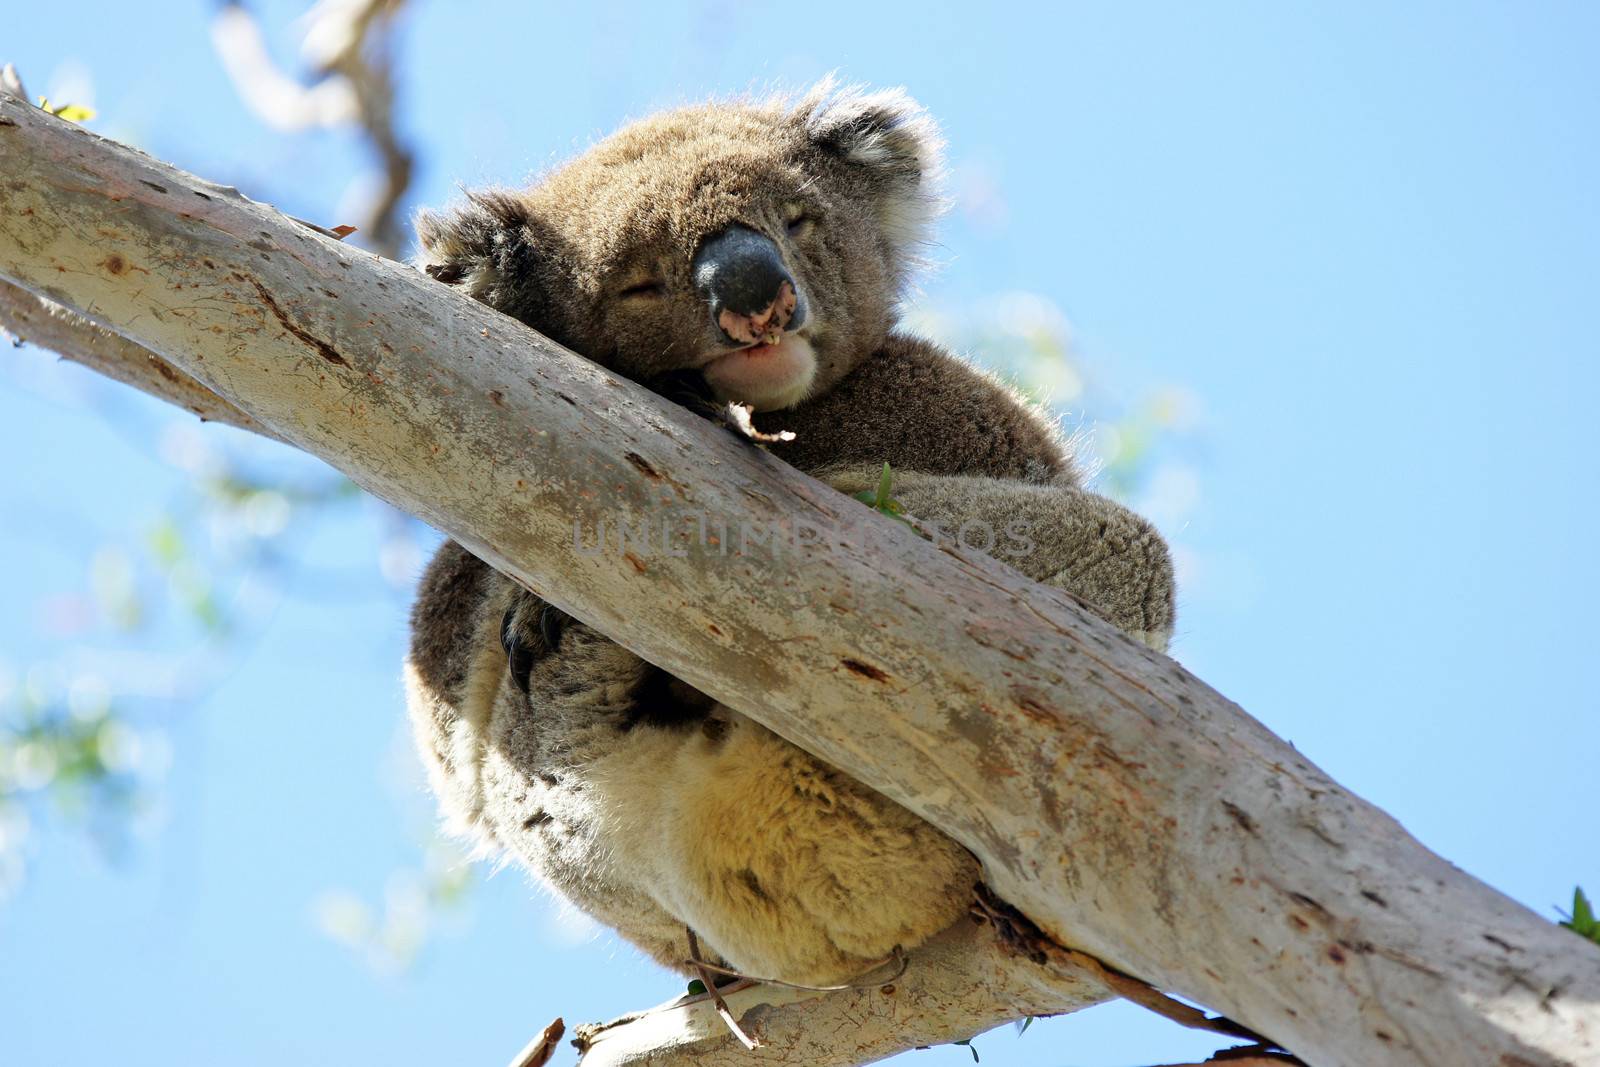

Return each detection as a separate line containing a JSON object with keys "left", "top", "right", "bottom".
{"left": 617, "top": 279, "right": 667, "bottom": 299}
{"left": 784, "top": 205, "right": 815, "bottom": 238}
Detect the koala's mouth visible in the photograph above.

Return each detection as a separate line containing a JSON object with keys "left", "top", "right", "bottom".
{"left": 701, "top": 333, "right": 818, "bottom": 413}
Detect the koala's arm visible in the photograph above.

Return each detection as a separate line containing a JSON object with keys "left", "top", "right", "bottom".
{"left": 766, "top": 332, "right": 1082, "bottom": 483}
{"left": 819, "top": 466, "right": 1176, "bottom": 650}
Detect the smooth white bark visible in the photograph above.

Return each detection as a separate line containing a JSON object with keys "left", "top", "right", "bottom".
{"left": 3, "top": 94, "right": 1597, "bottom": 1067}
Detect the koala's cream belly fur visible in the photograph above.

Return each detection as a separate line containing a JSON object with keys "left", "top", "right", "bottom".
{"left": 406, "top": 585, "right": 978, "bottom": 986}
{"left": 587, "top": 709, "right": 977, "bottom": 983}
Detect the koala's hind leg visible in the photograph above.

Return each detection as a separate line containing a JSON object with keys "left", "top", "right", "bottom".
{"left": 583, "top": 704, "right": 980, "bottom": 988}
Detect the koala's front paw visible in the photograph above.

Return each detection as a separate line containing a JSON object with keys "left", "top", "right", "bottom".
{"left": 1032, "top": 497, "right": 1176, "bottom": 652}
{"left": 816, "top": 465, "right": 1176, "bottom": 650}
{"left": 504, "top": 600, "right": 714, "bottom": 733}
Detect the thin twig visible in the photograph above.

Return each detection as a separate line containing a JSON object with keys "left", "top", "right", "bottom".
{"left": 683, "top": 946, "right": 908, "bottom": 992}
{"left": 971, "top": 886, "right": 1307, "bottom": 1064}
{"left": 686, "top": 927, "right": 760, "bottom": 1051}
{"left": 504, "top": 1017, "right": 564, "bottom": 1067}
{"left": 289, "top": 215, "right": 357, "bottom": 240}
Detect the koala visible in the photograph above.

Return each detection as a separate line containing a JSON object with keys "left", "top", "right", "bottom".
{"left": 405, "top": 80, "right": 1175, "bottom": 987}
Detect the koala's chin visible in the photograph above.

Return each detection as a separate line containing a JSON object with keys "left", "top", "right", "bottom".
{"left": 701, "top": 334, "right": 817, "bottom": 412}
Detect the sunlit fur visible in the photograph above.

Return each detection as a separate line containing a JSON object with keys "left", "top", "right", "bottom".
{"left": 414, "top": 77, "right": 945, "bottom": 406}
{"left": 405, "top": 81, "right": 1175, "bottom": 985}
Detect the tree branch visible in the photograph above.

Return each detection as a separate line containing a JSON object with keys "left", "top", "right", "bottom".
{"left": 1, "top": 94, "right": 1596, "bottom": 1067}
{"left": 573, "top": 918, "right": 1112, "bottom": 1067}
{"left": 0, "top": 276, "right": 276, "bottom": 438}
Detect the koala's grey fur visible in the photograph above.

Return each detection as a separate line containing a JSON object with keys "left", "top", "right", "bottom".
{"left": 406, "top": 80, "right": 1175, "bottom": 986}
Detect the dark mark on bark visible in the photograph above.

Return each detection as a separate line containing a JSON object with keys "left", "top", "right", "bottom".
{"left": 248, "top": 279, "right": 348, "bottom": 368}
{"left": 1360, "top": 889, "right": 1388, "bottom": 908}
{"left": 139, "top": 180, "right": 167, "bottom": 194}
{"left": 1483, "top": 933, "right": 1520, "bottom": 953}
{"left": 1327, "top": 944, "right": 1346, "bottom": 964}
{"left": 841, "top": 659, "right": 889, "bottom": 682}
{"left": 1013, "top": 693, "right": 1055, "bottom": 724}
{"left": 1289, "top": 892, "right": 1329, "bottom": 916}
{"left": 624, "top": 452, "right": 660, "bottom": 479}
{"left": 624, "top": 552, "right": 646, "bottom": 574}
{"left": 1221, "top": 800, "right": 1258, "bottom": 835}
{"left": 1093, "top": 741, "right": 1141, "bottom": 771}
{"left": 489, "top": 390, "right": 504, "bottom": 406}
{"left": 102, "top": 254, "right": 126, "bottom": 275}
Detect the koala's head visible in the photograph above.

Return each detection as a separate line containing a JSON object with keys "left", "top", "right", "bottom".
{"left": 415, "top": 80, "right": 942, "bottom": 412}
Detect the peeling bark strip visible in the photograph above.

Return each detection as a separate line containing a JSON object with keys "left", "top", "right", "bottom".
{"left": 1, "top": 95, "right": 1598, "bottom": 1067}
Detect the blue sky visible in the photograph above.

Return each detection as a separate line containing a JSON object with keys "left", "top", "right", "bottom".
{"left": 2, "top": 2, "right": 1597, "bottom": 1065}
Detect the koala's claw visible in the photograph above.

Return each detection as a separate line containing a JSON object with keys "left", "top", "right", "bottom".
{"left": 499, "top": 601, "right": 573, "bottom": 694}
{"left": 499, "top": 604, "right": 536, "bottom": 694}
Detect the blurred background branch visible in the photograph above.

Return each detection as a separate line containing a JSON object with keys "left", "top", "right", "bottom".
{"left": 211, "top": 0, "right": 415, "bottom": 257}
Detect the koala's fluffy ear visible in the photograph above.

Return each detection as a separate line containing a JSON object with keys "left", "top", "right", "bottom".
{"left": 798, "top": 79, "right": 945, "bottom": 250}
{"left": 413, "top": 189, "right": 537, "bottom": 305}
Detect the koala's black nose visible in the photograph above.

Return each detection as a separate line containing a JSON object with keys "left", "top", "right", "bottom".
{"left": 692, "top": 225, "right": 806, "bottom": 345}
